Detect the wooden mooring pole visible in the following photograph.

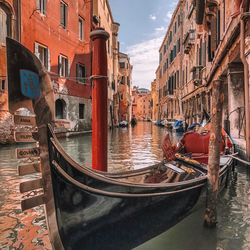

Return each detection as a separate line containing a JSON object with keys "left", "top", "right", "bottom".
{"left": 90, "top": 28, "right": 110, "bottom": 171}
{"left": 204, "top": 80, "right": 224, "bottom": 227}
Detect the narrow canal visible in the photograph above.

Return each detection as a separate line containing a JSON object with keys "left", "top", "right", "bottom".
{"left": 0, "top": 122, "right": 249, "bottom": 249}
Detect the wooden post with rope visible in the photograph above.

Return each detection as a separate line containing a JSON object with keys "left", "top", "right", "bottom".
{"left": 204, "top": 79, "right": 224, "bottom": 227}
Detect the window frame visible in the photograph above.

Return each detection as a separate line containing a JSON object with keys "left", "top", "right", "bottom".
{"left": 59, "top": 54, "right": 69, "bottom": 77}
{"left": 60, "top": 1, "right": 68, "bottom": 28}
{"left": 79, "top": 16, "right": 84, "bottom": 41}
{"left": 79, "top": 103, "right": 85, "bottom": 119}
{"left": 76, "top": 63, "right": 86, "bottom": 84}
{"left": 35, "top": 42, "right": 50, "bottom": 70}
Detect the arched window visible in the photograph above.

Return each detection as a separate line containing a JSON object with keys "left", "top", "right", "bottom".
{"left": 55, "top": 99, "right": 66, "bottom": 119}
{"left": 0, "top": 4, "right": 11, "bottom": 45}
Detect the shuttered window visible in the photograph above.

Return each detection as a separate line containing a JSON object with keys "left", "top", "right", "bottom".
{"left": 58, "top": 55, "right": 69, "bottom": 77}
{"left": 34, "top": 42, "right": 50, "bottom": 70}
{"left": 0, "top": 7, "right": 10, "bottom": 45}
{"left": 36, "top": 0, "right": 47, "bottom": 15}
{"left": 76, "top": 63, "right": 86, "bottom": 83}
{"left": 79, "top": 17, "right": 84, "bottom": 40}
{"left": 60, "top": 1, "right": 67, "bottom": 28}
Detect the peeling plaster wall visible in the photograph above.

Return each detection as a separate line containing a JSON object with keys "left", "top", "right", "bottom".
{"left": 0, "top": 111, "right": 14, "bottom": 144}
{"left": 54, "top": 94, "right": 92, "bottom": 132}
{"left": 227, "top": 65, "right": 245, "bottom": 139}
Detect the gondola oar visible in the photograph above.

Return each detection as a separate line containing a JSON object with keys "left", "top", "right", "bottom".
{"left": 225, "top": 153, "right": 250, "bottom": 166}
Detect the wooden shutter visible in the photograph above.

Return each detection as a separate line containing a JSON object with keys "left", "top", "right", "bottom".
{"left": 210, "top": 16, "right": 217, "bottom": 52}
{"left": 47, "top": 48, "right": 51, "bottom": 72}
{"left": 34, "top": 42, "right": 39, "bottom": 58}
{"left": 58, "top": 55, "right": 62, "bottom": 75}
{"left": 36, "top": 0, "right": 40, "bottom": 9}
{"left": 67, "top": 58, "right": 70, "bottom": 77}
{"left": 202, "top": 41, "right": 206, "bottom": 66}
{"left": 60, "top": 3, "right": 64, "bottom": 26}
{"left": 44, "top": 0, "right": 47, "bottom": 14}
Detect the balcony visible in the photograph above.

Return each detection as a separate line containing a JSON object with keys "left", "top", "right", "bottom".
{"left": 183, "top": 29, "right": 195, "bottom": 54}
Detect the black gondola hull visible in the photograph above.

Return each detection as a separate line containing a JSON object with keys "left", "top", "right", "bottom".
{"left": 51, "top": 164, "right": 203, "bottom": 250}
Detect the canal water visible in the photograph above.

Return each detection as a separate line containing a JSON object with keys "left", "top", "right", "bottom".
{"left": 0, "top": 122, "right": 249, "bottom": 249}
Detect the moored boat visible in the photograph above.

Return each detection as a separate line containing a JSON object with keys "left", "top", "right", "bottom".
{"left": 173, "top": 120, "right": 185, "bottom": 133}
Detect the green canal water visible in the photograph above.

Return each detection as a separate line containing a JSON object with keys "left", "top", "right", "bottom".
{"left": 0, "top": 122, "right": 249, "bottom": 249}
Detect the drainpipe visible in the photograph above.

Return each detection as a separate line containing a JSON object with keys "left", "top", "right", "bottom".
{"left": 240, "top": 8, "right": 250, "bottom": 160}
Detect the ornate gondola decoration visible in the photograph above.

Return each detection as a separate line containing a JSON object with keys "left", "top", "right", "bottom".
{"left": 6, "top": 33, "right": 234, "bottom": 250}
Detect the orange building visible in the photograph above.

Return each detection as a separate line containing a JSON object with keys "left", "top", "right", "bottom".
{"left": 0, "top": 0, "right": 92, "bottom": 142}
{"left": 118, "top": 52, "right": 133, "bottom": 122}
{"left": 132, "top": 87, "right": 151, "bottom": 121}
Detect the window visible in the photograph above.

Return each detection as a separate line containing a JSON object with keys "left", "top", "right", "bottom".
{"left": 177, "top": 39, "right": 180, "bottom": 53}
{"left": 1, "top": 79, "right": 5, "bottom": 91}
{"left": 36, "top": 0, "right": 47, "bottom": 15}
{"left": 107, "top": 39, "right": 110, "bottom": 54}
{"left": 79, "top": 17, "right": 84, "bottom": 40}
{"left": 58, "top": 55, "right": 69, "bottom": 77}
{"left": 76, "top": 63, "right": 86, "bottom": 83}
{"left": 79, "top": 104, "right": 85, "bottom": 119}
{"left": 55, "top": 99, "right": 66, "bottom": 119}
{"left": 60, "top": 1, "right": 67, "bottom": 28}
{"left": 0, "top": 7, "right": 11, "bottom": 45}
{"left": 35, "top": 43, "right": 50, "bottom": 70}
{"left": 119, "top": 62, "right": 125, "bottom": 68}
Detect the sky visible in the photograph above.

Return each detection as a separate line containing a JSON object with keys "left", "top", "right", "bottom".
{"left": 109, "top": 0, "right": 179, "bottom": 89}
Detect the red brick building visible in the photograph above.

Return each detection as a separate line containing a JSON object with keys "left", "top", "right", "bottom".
{"left": 0, "top": 0, "right": 93, "bottom": 142}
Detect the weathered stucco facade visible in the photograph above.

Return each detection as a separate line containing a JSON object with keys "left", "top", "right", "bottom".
{"left": 132, "top": 87, "right": 151, "bottom": 121}
{"left": 118, "top": 52, "right": 133, "bottom": 122}
{"left": 156, "top": 0, "right": 250, "bottom": 158}
{"left": 93, "top": 0, "right": 120, "bottom": 128}
{"left": 151, "top": 79, "right": 159, "bottom": 122}
{"left": 0, "top": 0, "right": 93, "bottom": 143}
{"left": 156, "top": 1, "right": 183, "bottom": 121}
{"left": 0, "top": 0, "right": 20, "bottom": 143}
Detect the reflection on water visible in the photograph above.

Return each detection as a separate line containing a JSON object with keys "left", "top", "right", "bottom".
{"left": 0, "top": 122, "right": 249, "bottom": 249}
{"left": 59, "top": 121, "right": 182, "bottom": 172}
{"left": 135, "top": 167, "right": 250, "bottom": 250}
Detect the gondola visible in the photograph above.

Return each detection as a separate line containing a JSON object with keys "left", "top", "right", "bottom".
{"left": 47, "top": 125, "right": 233, "bottom": 250}
{"left": 6, "top": 37, "right": 234, "bottom": 250}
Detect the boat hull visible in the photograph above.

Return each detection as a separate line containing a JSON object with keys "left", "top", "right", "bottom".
{"left": 51, "top": 163, "right": 203, "bottom": 250}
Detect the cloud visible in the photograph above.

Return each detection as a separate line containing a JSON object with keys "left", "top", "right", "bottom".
{"left": 149, "top": 14, "right": 157, "bottom": 21}
{"left": 155, "top": 26, "right": 165, "bottom": 32}
{"left": 125, "top": 35, "right": 164, "bottom": 89}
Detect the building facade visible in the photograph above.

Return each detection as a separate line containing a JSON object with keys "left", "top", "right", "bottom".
{"left": 156, "top": 0, "right": 250, "bottom": 158}
{"left": 151, "top": 79, "right": 158, "bottom": 121}
{"left": 93, "top": 0, "right": 120, "bottom": 127}
{"left": 118, "top": 52, "right": 132, "bottom": 122}
{"left": 0, "top": 0, "right": 93, "bottom": 142}
{"left": 0, "top": 0, "right": 21, "bottom": 143}
{"left": 156, "top": 1, "right": 183, "bottom": 121}
{"left": 132, "top": 87, "right": 151, "bottom": 121}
